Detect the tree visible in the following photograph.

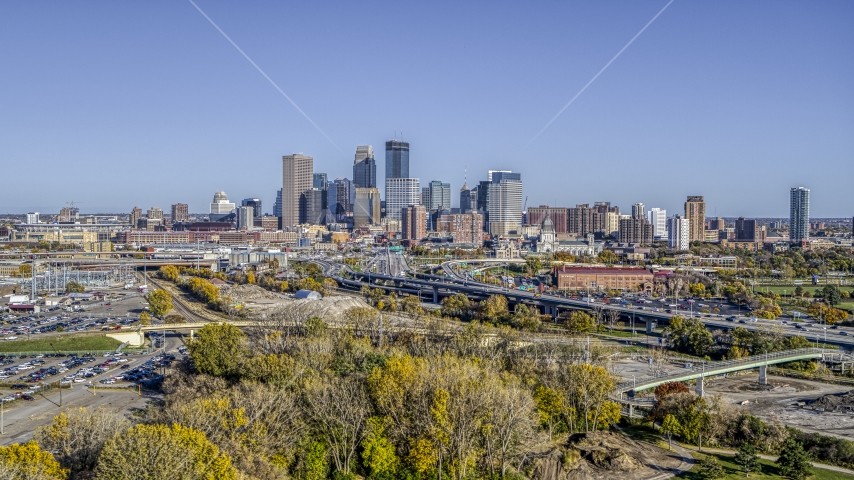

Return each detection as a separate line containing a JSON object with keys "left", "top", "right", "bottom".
{"left": 159, "top": 265, "right": 179, "bottom": 282}
{"left": 598, "top": 250, "right": 618, "bottom": 265}
{"left": 525, "top": 256, "right": 543, "bottom": 274}
{"left": 246, "top": 271, "right": 256, "bottom": 285}
{"left": 64, "top": 281, "right": 84, "bottom": 293}
{"left": 777, "top": 438, "right": 812, "bottom": 480}
{"left": 138, "top": 311, "right": 151, "bottom": 326}
{"left": 187, "top": 323, "right": 248, "bottom": 378}
{"left": 697, "top": 456, "right": 725, "bottom": 480}
{"left": 655, "top": 382, "right": 690, "bottom": 400}
{"left": 820, "top": 284, "right": 842, "bottom": 306}
{"left": 16, "top": 264, "right": 32, "bottom": 277}
{"left": 566, "top": 311, "right": 595, "bottom": 333}
{"left": 480, "top": 295, "right": 509, "bottom": 321}
{"left": 661, "top": 414, "right": 681, "bottom": 451}
{"left": 662, "top": 316, "right": 715, "bottom": 356}
{"left": 304, "top": 376, "right": 370, "bottom": 474}
{"left": 361, "top": 417, "right": 399, "bottom": 477}
{"left": 34, "top": 407, "right": 129, "bottom": 477}
{"left": 95, "top": 424, "right": 237, "bottom": 480}
{"left": 146, "top": 289, "right": 173, "bottom": 318}
{"left": 0, "top": 441, "right": 68, "bottom": 480}
{"left": 734, "top": 442, "right": 759, "bottom": 477}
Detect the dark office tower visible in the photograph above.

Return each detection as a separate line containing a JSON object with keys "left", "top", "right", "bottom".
{"left": 459, "top": 182, "right": 472, "bottom": 214}
{"left": 385, "top": 140, "right": 409, "bottom": 180}
{"left": 313, "top": 173, "right": 328, "bottom": 191}
{"left": 241, "top": 198, "right": 262, "bottom": 219}
{"left": 735, "top": 217, "right": 758, "bottom": 241}
{"left": 353, "top": 146, "right": 377, "bottom": 188}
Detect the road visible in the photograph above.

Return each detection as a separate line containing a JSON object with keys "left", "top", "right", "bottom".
{"left": 313, "top": 258, "right": 854, "bottom": 349}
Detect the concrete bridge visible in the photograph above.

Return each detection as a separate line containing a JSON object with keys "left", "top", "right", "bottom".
{"left": 615, "top": 348, "right": 837, "bottom": 401}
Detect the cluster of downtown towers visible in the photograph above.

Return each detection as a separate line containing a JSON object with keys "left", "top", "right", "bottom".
{"left": 272, "top": 141, "right": 813, "bottom": 246}
{"left": 276, "top": 141, "right": 523, "bottom": 236}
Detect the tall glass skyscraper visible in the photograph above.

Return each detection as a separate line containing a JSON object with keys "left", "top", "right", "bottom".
{"left": 385, "top": 140, "right": 410, "bottom": 180}
{"left": 353, "top": 145, "right": 376, "bottom": 188}
{"left": 790, "top": 186, "right": 810, "bottom": 243}
{"left": 313, "top": 173, "right": 328, "bottom": 190}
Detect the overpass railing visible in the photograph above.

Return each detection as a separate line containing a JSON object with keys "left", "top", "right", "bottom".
{"left": 615, "top": 347, "right": 837, "bottom": 394}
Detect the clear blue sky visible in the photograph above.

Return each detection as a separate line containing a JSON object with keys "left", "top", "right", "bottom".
{"left": 1, "top": 1, "right": 852, "bottom": 217}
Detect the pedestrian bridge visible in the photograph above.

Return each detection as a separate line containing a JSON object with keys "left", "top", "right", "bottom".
{"left": 616, "top": 348, "right": 837, "bottom": 400}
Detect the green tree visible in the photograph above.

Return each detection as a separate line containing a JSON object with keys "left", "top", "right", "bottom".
{"left": 777, "top": 438, "right": 812, "bottom": 480}
{"left": 566, "top": 311, "right": 595, "bottom": 333}
{"left": 480, "top": 294, "right": 509, "bottom": 322}
{"left": 734, "top": 442, "right": 759, "bottom": 477}
{"left": 661, "top": 414, "right": 681, "bottom": 451}
{"left": 525, "top": 256, "right": 543, "bottom": 274}
{"left": 146, "top": 289, "right": 173, "bottom": 318}
{"left": 64, "top": 281, "right": 84, "bottom": 293}
{"left": 294, "top": 440, "right": 327, "bottom": 480}
{"left": 361, "top": 417, "right": 399, "bottom": 477}
{"left": 138, "top": 311, "right": 151, "bottom": 326}
{"left": 820, "top": 284, "right": 842, "bottom": 306}
{"left": 662, "top": 316, "right": 715, "bottom": 357}
{"left": 697, "top": 456, "right": 725, "bottom": 480}
{"left": 95, "top": 424, "right": 236, "bottom": 480}
{"left": 0, "top": 441, "right": 68, "bottom": 480}
{"left": 187, "top": 323, "right": 248, "bottom": 378}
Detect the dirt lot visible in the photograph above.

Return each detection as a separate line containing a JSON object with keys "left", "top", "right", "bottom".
{"left": 703, "top": 374, "right": 854, "bottom": 440}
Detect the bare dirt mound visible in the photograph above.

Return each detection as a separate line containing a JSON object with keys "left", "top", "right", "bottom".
{"left": 219, "top": 284, "right": 289, "bottom": 301}
{"left": 811, "top": 390, "right": 854, "bottom": 412}
{"left": 530, "top": 431, "right": 686, "bottom": 480}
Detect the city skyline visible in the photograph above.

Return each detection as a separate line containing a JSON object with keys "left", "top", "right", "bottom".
{"left": 1, "top": 2, "right": 852, "bottom": 216}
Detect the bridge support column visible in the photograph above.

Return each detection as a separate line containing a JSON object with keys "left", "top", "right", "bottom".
{"left": 759, "top": 365, "right": 768, "bottom": 385}
{"left": 552, "top": 307, "right": 558, "bottom": 321}
{"left": 629, "top": 404, "right": 634, "bottom": 419}
{"left": 432, "top": 285, "right": 439, "bottom": 304}
{"left": 696, "top": 376, "right": 705, "bottom": 397}
{"left": 646, "top": 321, "right": 653, "bottom": 335}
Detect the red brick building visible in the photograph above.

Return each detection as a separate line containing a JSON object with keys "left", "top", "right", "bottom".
{"left": 554, "top": 267, "right": 653, "bottom": 292}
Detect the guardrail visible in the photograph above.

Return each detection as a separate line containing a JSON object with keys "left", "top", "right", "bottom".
{"left": 615, "top": 347, "right": 836, "bottom": 394}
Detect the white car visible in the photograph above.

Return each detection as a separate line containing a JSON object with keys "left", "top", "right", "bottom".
{"left": 4, "top": 336, "right": 18, "bottom": 340}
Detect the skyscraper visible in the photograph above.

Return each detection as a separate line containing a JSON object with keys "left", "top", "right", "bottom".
{"left": 618, "top": 217, "right": 653, "bottom": 244}
{"left": 385, "top": 140, "right": 409, "bottom": 180}
{"left": 241, "top": 198, "right": 262, "bottom": 219}
{"left": 353, "top": 146, "right": 377, "bottom": 188}
{"left": 684, "top": 196, "right": 706, "bottom": 243}
{"left": 327, "top": 178, "right": 353, "bottom": 222}
{"left": 735, "top": 217, "right": 759, "bottom": 242}
{"left": 385, "top": 178, "right": 421, "bottom": 221}
{"left": 422, "top": 180, "right": 451, "bottom": 211}
{"left": 301, "top": 188, "right": 327, "bottom": 225}
{"left": 26, "top": 212, "right": 40, "bottom": 224}
{"left": 790, "top": 186, "right": 810, "bottom": 243}
{"left": 647, "top": 208, "right": 667, "bottom": 240}
{"left": 129, "top": 207, "right": 142, "bottom": 228}
{"left": 667, "top": 216, "right": 690, "bottom": 250}
{"left": 236, "top": 206, "right": 254, "bottom": 230}
{"left": 631, "top": 203, "right": 645, "bottom": 220}
{"left": 487, "top": 171, "right": 522, "bottom": 236}
{"left": 313, "top": 173, "right": 328, "bottom": 191}
{"left": 459, "top": 182, "right": 472, "bottom": 214}
{"left": 282, "top": 154, "right": 313, "bottom": 227}
{"left": 354, "top": 188, "right": 381, "bottom": 226}
{"left": 273, "top": 190, "right": 282, "bottom": 219}
{"left": 210, "top": 191, "right": 235, "bottom": 221}
{"left": 171, "top": 203, "right": 189, "bottom": 223}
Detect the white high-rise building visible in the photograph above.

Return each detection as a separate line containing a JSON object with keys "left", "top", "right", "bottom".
{"left": 647, "top": 208, "right": 667, "bottom": 240}
{"left": 385, "top": 178, "right": 421, "bottom": 221}
{"left": 487, "top": 171, "right": 523, "bottom": 235}
{"left": 790, "top": 186, "right": 810, "bottom": 243}
{"left": 26, "top": 212, "right": 40, "bottom": 224}
{"left": 210, "top": 191, "right": 236, "bottom": 221}
{"left": 667, "top": 215, "right": 690, "bottom": 250}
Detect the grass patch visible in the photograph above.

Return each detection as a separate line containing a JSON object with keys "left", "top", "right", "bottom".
{"left": 0, "top": 334, "right": 122, "bottom": 354}
{"left": 756, "top": 285, "right": 854, "bottom": 296}
{"left": 679, "top": 451, "right": 851, "bottom": 479}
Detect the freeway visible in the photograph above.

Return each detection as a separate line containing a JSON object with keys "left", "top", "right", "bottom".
{"left": 312, "top": 258, "right": 854, "bottom": 350}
